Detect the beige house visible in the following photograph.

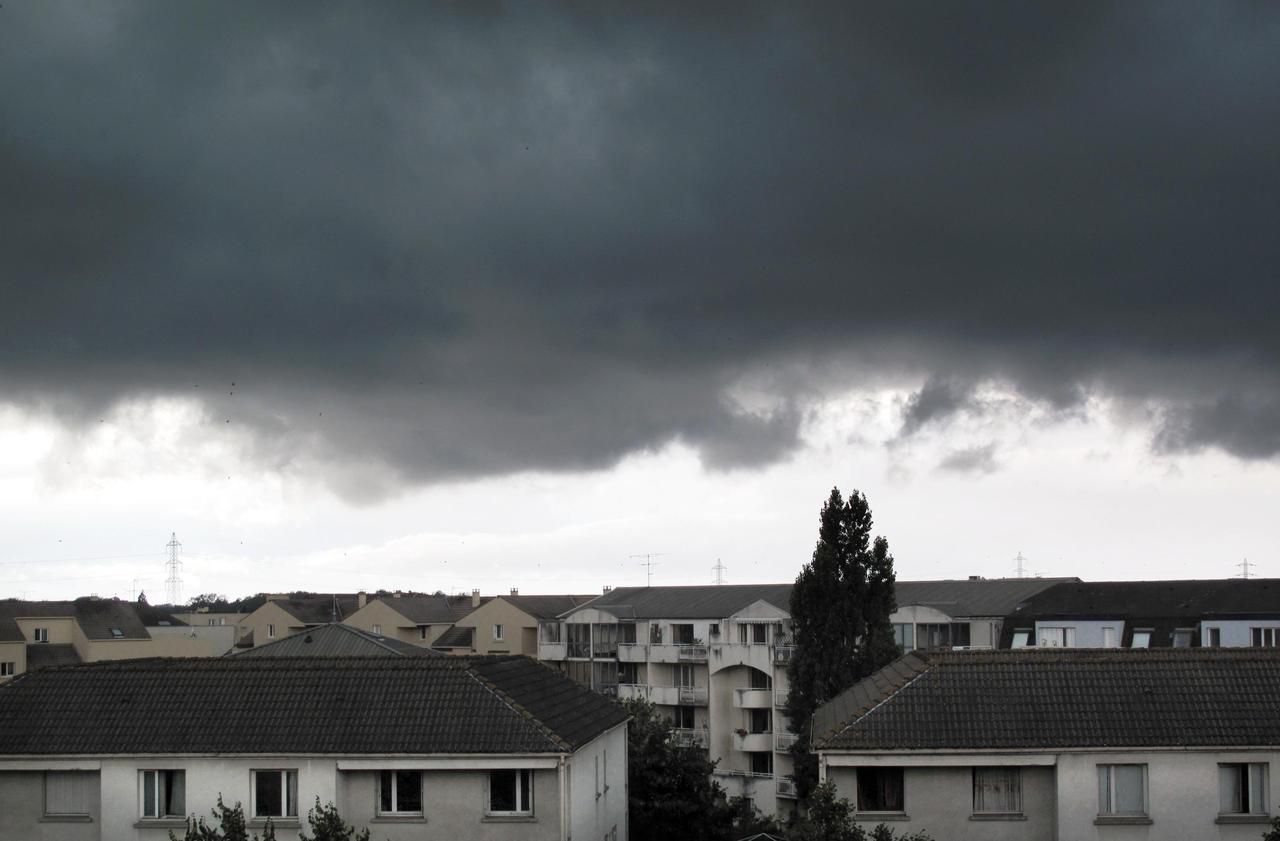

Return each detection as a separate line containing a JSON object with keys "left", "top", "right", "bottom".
{"left": 236, "top": 593, "right": 361, "bottom": 648}
{"left": 0, "top": 599, "right": 228, "bottom": 681}
{"left": 433, "top": 592, "right": 597, "bottom": 656}
{"left": 344, "top": 591, "right": 491, "bottom": 647}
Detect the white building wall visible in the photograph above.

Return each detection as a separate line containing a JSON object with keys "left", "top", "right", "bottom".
{"left": 1034, "top": 619, "right": 1125, "bottom": 648}
{"left": 567, "top": 725, "right": 628, "bottom": 841}
{"left": 1204, "top": 619, "right": 1280, "bottom": 647}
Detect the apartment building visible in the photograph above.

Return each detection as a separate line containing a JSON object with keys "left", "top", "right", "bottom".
{"left": 1000, "top": 578, "right": 1280, "bottom": 648}
{"left": 0, "top": 655, "right": 628, "bottom": 841}
{"left": 814, "top": 648, "right": 1280, "bottom": 841}
{"left": 892, "top": 577, "right": 1076, "bottom": 651}
{"left": 433, "top": 592, "right": 598, "bottom": 655}
{"left": 538, "top": 584, "right": 798, "bottom": 816}
{"left": 0, "top": 598, "right": 228, "bottom": 680}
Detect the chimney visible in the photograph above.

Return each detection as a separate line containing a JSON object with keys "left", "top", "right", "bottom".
{"left": 603, "top": 585, "right": 612, "bottom": 594}
{"left": 357, "top": 591, "right": 367, "bottom": 609}
{"left": 393, "top": 590, "right": 402, "bottom": 598}
{"left": 510, "top": 587, "right": 519, "bottom": 597}
{"left": 968, "top": 575, "right": 983, "bottom": 581}
{"left": 471, "top": 589, "right": 481, "bottom": 608}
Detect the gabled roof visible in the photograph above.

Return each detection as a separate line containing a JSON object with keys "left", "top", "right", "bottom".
{"left": 431, "top": 626, "right": 474, "bottom": 649}
{"left": 267, "top": 594, "right": 362, "bottom": 625}
{"left": 814, "top": 648, "right": 1280, "bottom": 752}
{"left": 371, "top": 594, "right": 489, "bottom": 625}
{"left": 1006, "top": 578, "right": 1280, "bottom": 621}
{"left": 502, "top": 594, "right": 598, "bottom": 619}
{"left": 0, "top": 598, "right": 150, "bottom": 641}
{"left": 135, "top": 603, "right": 188, "bottom": 627}
{"left": 573, "top": 584, "right": 794, "bottom": 620}
{"left": 26, "top": 644, "right": 81, "bottom": 670}
{"left": 0, "top": 656, "right": 628, "bottom": 756}
{"left": 229, "top": 623, "right": 441, "bottom": 658}
{"left": 895, "top": 577, "right": 1078, "bottom": 618}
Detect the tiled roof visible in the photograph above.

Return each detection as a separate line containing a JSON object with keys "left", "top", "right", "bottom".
{"left": 135, "top": 603, "right": 188, "bottom": 627}
{"left": 431, "top": 626, "right": 474, "bottom": 649}
{"left": 814, "top": 648, "right": 1280, "bottom": 751}
{"left": 229, "top": 623, "right": 441, "bottom": 658}
{"left": 0, "top": 598, "right": 150, "bottom": 641}
{"left": 25, "top": 644, "right": 81, "bottom": 670}
{"left": 577, "top": 584, "right": 794, "bottom": 620}
{"left": 503, "top": 594, "right": 598, "bottom": 619}
{"left": 1007, "top": 578, "right": 1280, "bottom": 621}
{"left": 895, "top": 577, "right": 1078, "bottom": 618}
{"left": 373, "top": 594, "right": 489, "bottom": 625}
{"left": 0, "top": 656, "right": 628, "bottom": 756}
{"left": 268, "top": 594, "right": 362, "bottom": 625}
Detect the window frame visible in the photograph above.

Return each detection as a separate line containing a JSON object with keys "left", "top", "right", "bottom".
{"left": 0, "top": 661, "right": 14, "bottom": 677}
{"left": 251, "top": 769, "right": 299, "bottom": 819}
{"left": 44, "top": 770, "right": 93, "bottom": 819}
{"left": 1038, "top": 626, "right": 1075, "bottom": 648}
{"left": 493, "top": 624, "right": 504, "bottom": 641}
{"left": 972, "top": 767, "right": 1023, "bottom": 815}
{"left": 1097, "top": 763, "right": 1147, "bottom": 817}
{"left": 1252, "top": 627, "right": 1279, "bottom": 647}
{"left": 1172, "top": 628, "right": 1194, "bottom": 648}
{"left": 487, "top": 769, "right": 534, "bottom": 817}
{"left": 1205, "top": 627, "right": 1222, "bottom": 647}
{"left": 139, "top": 769, "right": 186, "bottom": 820}
{"left": 856, "top": 766, "right": 905, "bottom": 814}
{"left": 376, "top": 770, "right": 424, "bottom": 817}
{"left": 372, "top": 624, "right": 382, "bottom": 635}
{"left": 1010, "top": 630, "right": 1031, "bottom": 648}
{"left": 34, "top": 627, "right": 49, "bottom": 643}
{"left": 266, "top": 624, "right": 276, "bottom": 639}
{"left": 1130, "top": 630, "right": 1152, "bottom": 649}
{"left": 1219, "top": 762, "right": 1268, "bottom": 816}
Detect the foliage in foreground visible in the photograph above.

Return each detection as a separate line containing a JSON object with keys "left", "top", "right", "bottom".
{"left": 168, "top": 796, "right": 275, "bottom": 841}
{"left": 298, "top": 798, "right": 372, "bottom": 841}
{"left": 788, "top": 782, "right": 933, "bottom": 841}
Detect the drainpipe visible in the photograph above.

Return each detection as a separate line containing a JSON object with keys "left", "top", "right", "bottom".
{"left": 559, "top": 754, "right": 569, "bottom": 841}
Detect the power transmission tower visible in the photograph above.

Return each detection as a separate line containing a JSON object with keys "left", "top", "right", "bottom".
{"left": 712, "top": 559, "right": 728, "bottom": 585}
{"left": 630, "top": 553, "right": 666, "bottom": 587}
{"left": 164, "top": 532, "right": 183, "bottom": 606}
{"left": 1238, "top": 557, "right": 1254, "bottom": 580}
{"left": 1013, "top": 551, "right": 1028, "bottom": 579}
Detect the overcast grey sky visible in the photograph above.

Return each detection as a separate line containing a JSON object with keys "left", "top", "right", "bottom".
{"left": 2, "top": 2, "right": 1278, "bottom": 601}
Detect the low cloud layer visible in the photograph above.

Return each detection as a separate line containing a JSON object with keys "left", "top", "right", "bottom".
{"left": 2, "top": 2, "right": 1279, "bottom": 498}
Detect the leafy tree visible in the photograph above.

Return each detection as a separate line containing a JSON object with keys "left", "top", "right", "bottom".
{"left": 786, "top": 782, "right": 932, "bottom": 841}
{"left": 187, "top": 593, "right": 230, "bottom": 611}
{"left": 169, "top": 795, "right": 275, "bottom": 841}
{"left": 786, "top": 488, "right": 898, "bottom": 798}
{"left": 1261, "top": 814, "right": 1280, "bottom": 841}
{"left": 297, "top": 799, "right": 371, "bottom": 841}
{"left": 625, "top": 698, "right": 772, "bottom": 841}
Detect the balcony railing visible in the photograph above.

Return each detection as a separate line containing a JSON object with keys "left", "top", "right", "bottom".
{"left": 677, "top": 644, "right": 708, "bottom": 661}
{"left": 733, "top": 688, "right": 774, "bottom": 708}
{"left": 774, "top": 689, "right": 789, "bottom": 708}
{"left": 776, "top": 777, "right": 798, "bottom": 798}
{"left": 617, "top": 643, "right": 648, "bottom": 662}
{"left": 567, "top": 642, "right": 591, "bottom": 658}
{"left": 773, "top": 644, "right": 796, "bottom": 664}
{"left": 733, "top": 730, "right": 774, "bottom": 753}
{"left": 678, "top": 685, "right": 709, "bottom": 705}
{"left": 774, "top": 732, "right": 798, "bottom": 752}
{"left": 671, "top": 727, "right": 710, "bottom": 749}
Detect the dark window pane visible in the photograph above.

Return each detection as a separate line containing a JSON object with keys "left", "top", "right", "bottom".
{"left": 857, "top": 768, "right": 904, "bottom": 811}
{"left": 490, "top": 770, "right": 516, "bottom": 812}
{"left": 256, "top": 772, "right": 282, "bottom": 817}
{"left": 143, "top": 771, "right": 157, "bottom": 817}
{"left": 519, "top": 770, "right": 532, "bottom": 812}
{"left": 397, "top": 771, "right": 422, "bottom": 813}
{"left": 165, "top": 771, "right": 185, "bottom": 816}
{"left": 379, "top": 771, "right": 393, "bottom": 813}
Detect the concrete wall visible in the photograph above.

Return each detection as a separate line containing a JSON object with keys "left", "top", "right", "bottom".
{"left": 1056, "top": 749, "right": 1280, "bottom": 841}
{"left": 0, "top": 768, "right": 101, "bottom": 841}
{"left": 0, "top": 641, "right": 26, "bottom": 681}
{"left": 568, "top": 725, "right": 628, "bottom": 841}
{"left": 1204, "top": 619, "right": 1280, "bottom": 647}
{"left": 456, "top": 598, "right": 540, "bottom": 655}
{"left": 1034, "top": 619, "right": 1124, "bottom": 648}
{"left": 240, "top": 601, "right": 307, "bottom": 648}
{"left": 827, "top": 764, "right": 1054, "bottom": 841}
{"left": 339, "top": 768, "right": 561, "bottom": 841}
{"left": 14, "top": 616, "right": 77, "bottom": 645}
{"left": 344, "top": 600, "right": 448, "bottom": 646}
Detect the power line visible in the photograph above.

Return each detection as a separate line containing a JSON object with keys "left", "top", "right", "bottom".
{"left": 0, "top": 552, "right": 160, "bottom": 567}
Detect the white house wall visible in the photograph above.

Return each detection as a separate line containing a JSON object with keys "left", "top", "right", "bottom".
{"left": 1203, "top": 619, "right": 1280, "bottom": 648}
{"left": 567, "top": 724, "right": 628, "bottom": 841}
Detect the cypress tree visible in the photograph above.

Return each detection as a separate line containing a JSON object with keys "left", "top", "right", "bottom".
{"left": 786, "top": 487, "right": 898, "bottom": 797}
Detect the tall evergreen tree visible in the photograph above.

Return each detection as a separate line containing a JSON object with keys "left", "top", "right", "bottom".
{"left": 786, "top": 488, "right": 898, "bottom": 797}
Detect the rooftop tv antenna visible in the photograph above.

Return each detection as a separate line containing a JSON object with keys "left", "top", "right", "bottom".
{"left": 164, "top": 532, "right": 183, "bottom": 605}
{"left": 712, "top": 558, "right": 728, "bottom": 585}
{"left": 630, "top": 553, "right": 666, "bottom": 587}
{"left": 1238, "top": 557, "right": 1254, "bottom": 580}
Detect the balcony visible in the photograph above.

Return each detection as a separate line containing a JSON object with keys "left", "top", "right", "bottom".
{"left": 774, "top": 690, "right": 789, "bottom": 708}
{"left": 774, "top": 732, "right": 798, "bottom": 752}
{"left": 617, "top": 643, "right": 648, "bottom": 663}
{"left": 733, "top": 730, "right": 773, "bottom": 753}
{"left": 678, "top": 685, "right": 709, "bottom": 705}
{"left": 598, "top": 682, "right": 618, "bottom": 697}
{"left": 537, "top": 642, "right": 567, "bottom": 661}
{"left": 773, "top": 644, "right": 796, "bottom": 664}
{"left": 677, "top": 644, "right": 708, "bottom": 662}
{"left": 671, "top": 727, "right": 710, "bottom": 749}
{"left": 776, "top": 777, "right": 798, "bottom": 798}
{"left": 733, "top": 688, "right": 774, "bottom": 709}
{"left": 713, "top": 769, "right": 776, "bottom": 800}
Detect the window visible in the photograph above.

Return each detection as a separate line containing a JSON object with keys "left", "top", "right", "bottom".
{"left": 372, "top": 624, "right": 382, "bottom": 635}
{"left": 488, "top": 769, "right": 533, "bottom": 816}
{"left": 708, "top": 623, "right": 720, "bottom": 637}
{"left": 567, "top": 623, "right": 591, "bottom": 658}
{"left": 749, "top": 751, "right": 773, "bottom": 775}
{"left": 493, "top": 624, "right": 504, "bottom": 641}
{"left": 1130, "top": 630, "right": 1151, "bottom": 648}
{"left": 141, "top": 770, "right": 185, "bottom": 819}
{"left": 748, "top": 668, "right": 772, "bottom": 690}
{"left": 34, "top": 627, "right": 49, "bottom": 643}
{"left": 672, "top": 624, "right": 695, "bottom": 645}
{"left": 377, "top": 771, "right": 423, "bottom": 816}
{"left": 1205, "top": 627, "right": 1221, "bottom": 647}
{"left": 267, "top": 624, "right": 276, "bottom": 639}
{"left": 1220, "top": 763, "right": 1268, "bottom": 815}
{"left": 751, "top": 624, "right": 767, "bottom": 644}
{"left": 1102, "top": 627, "right": 1118, "bottom": 648}
{"left": 618, "top": 662, "right": 639, "bottom": 684}
{"left": 420, "top": 626, "right": 429, "bottom": 640}
{"left": 619, "top": 622, "right": 637, "bottom": 644}
{"left": 1252, "top": 627, "right": 1279, "bottom": 647}
{"left": 1011, "top": 630, "right": 1030, "bottom": 648}
{"left": 892, "top": 623, "right": 915, "bottom": 650}
{"left": 748, "top": 708, "right": 772, "bottom": 733}
{"left": 252, "top": 769, "right": 298, "bottom": 819}
{"left": 44, "top": 771, "right": 93, "bottom": 817}
{"left": 110, "top": 627, "right": 124, "bottom": 638}
{"left": 672, "top": 706, "right": 696, "bottom": 729}
{"left": 857, "top": 767, "right": 904, "bottom": 812}
{"left": 973, "top": 767, "right": 1022, "bottom": 814}
{"left": 676, "top": 664, "right": 696, "bottom": 688}
{"left": 1097, "top": 764, "right": 1146, "bottom": 816}
{"left": 1039, "top": 627, "right": 1075, "bottom": 648}
{"left": 1172, "top": 628, "right": 1194, "bottom": 648}
{"left": 0, "top": 662, "right": 14, "bottom": 677}
{"left": 917, "top": 623, "right": 971, "bottom": 650}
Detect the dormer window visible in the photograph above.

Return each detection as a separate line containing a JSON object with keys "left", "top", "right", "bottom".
{"left": 33, "top": 628, "right": 49, "bottom": 643}
{"left": 110, "top": 628, "right": 124, "bottom": 638}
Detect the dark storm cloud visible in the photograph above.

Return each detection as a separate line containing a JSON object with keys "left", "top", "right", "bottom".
{"left": 937, "top": 443, "right": 999, "bottom": 475}
{"left": 2, "top": 1, "right": 1279, "bottom": 495}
